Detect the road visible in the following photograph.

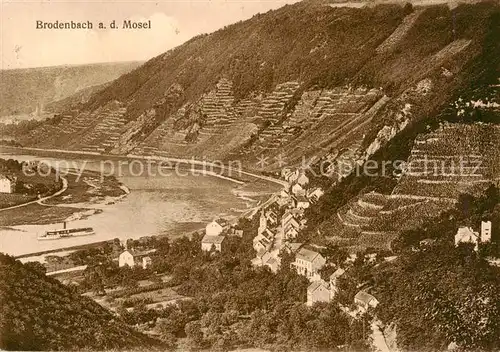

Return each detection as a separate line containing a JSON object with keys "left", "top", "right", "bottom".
{"left": 0, "top": 176, "right": 68, "bottom": 212}
{"left": 46, "top": 264, "right": 87, "bottom": 276}
{"left": 371, "top": 319, "right": 394, "bottom": 352}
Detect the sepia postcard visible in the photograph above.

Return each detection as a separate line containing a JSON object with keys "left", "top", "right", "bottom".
{"left": 0, "top": 0, "right": 499, "bottom": 350}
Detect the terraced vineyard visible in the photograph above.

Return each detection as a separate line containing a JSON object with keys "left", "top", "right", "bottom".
{"left": 326, "top": 191, "right": 453, "bottom": 250}
{"left": 325, "top": 123, "right": 500, "bottom": 251}
{"left": 394, "top": 123, "right": 500, "bottom": 198}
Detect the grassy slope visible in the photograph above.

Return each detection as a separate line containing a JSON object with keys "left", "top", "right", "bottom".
{"left": 0, "top": 253, "right": 161, "bottom": 351}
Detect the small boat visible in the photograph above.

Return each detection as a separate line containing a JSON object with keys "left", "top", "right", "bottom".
{"left": 38, "top": 222, "right": 95, "bottom": 240}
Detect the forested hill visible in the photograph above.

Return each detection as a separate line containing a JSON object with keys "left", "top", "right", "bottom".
{"left": 15, "top": 1, "right": 500, "bottom": 167}
{"left": 0, "top": 253, "right": 162, "bottom": 351}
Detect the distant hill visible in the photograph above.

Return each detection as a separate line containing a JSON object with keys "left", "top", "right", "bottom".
{"left": 0, "top": 253, "right": 162, "bottom": 350}
{"left": 0, "top": 61, "right": 141, "bottom": 118}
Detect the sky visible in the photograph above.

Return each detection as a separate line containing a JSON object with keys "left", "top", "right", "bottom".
{"left": 0, "top": 0, "right": 299, "bottom": 70}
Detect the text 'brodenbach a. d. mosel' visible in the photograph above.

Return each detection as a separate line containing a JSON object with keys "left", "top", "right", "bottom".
{"left": 35, "top": 19, "right": 151, "bottom": 30}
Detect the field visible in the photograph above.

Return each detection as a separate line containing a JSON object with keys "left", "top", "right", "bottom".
{"left": 44, "top": 171, "right": 126, "bottom": 205}
{"left": 0, "top": 203, "right": 93, "bottom": 227}
{"left": 0, "top": 193, "right": 36, "bottom": 208}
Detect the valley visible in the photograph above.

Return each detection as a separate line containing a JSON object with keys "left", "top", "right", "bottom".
{"left": 1, "top": 0, "right": 500, "bottom": 351}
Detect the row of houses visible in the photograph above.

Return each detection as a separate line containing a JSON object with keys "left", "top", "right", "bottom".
{"left": 251, "top": 167, "right": 326, "bottom": 273}
{"left": 278, "top": 168, "right": 324, "bottom": 209}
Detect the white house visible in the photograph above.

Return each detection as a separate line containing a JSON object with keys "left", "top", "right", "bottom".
{"left": 119, "top": 249, "right": 155, "bottom": 269}
{"left": 119, "top": 250, "right": 135, "bottom": 268}
{"left": 282, "top": 211, "right": 301, "bottom": 240}
{"left": 0, "top": 175, "right": 16, "bottom": 193}
{"left": 201, "top": 234, "right": 226, "bottom": 252}
{"left": 354, "top": 291, "right": 379, "bottom": 313}
{"left": 455, "top": 226, "right": 479, "bottom": 251}
{"left": 253, "top": 233, "right": 272, "bottom": 252}
{"left": 283, "top": 169, "right": 299, "bottom": 184}
{"left": 296, "top": 196, "right": 310, "bottom": 209}
{"left": 307, "top": 280, "right": 330, "bottom": 306}
{"left": 307, "top": 187, "right": 324, "bottom": 203}
{"left": 292, "top": 248, "right": 326, "bottom": 279}
{"left": 481, "top": 221, "right": 492, "bottom": 243}
{"left": 291, "top": 183, "right": 305, "bottom": 196}
{"left": 206, "top": 219, "right": 228, "bottom": 237}
{"left": 297, "top": 173, "right": 309, "bottom": 187}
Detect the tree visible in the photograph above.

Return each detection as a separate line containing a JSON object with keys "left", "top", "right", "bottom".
{"left": 185, "top": 320, "right": 205, "bottom": 349}
{"left": 24, "top": 261, "right": 47, "bottom": 275}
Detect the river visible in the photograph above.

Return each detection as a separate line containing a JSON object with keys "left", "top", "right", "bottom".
{"left": 0, "top": 151, "right": 276, "bottom": 256}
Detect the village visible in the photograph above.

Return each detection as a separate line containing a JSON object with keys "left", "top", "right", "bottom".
{"left": 25, "top": 161, "right": 493, "bottom": 350}
{"left": 7, "top": 160, "right": 496, "bottom": 311}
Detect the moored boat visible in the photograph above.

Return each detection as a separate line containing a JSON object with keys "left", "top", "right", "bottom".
{"left": 38, "top": 222, "right": 95, "bottom": 240}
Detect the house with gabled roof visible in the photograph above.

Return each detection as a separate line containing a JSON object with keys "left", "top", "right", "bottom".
{"left": 354, "top": 290, "right": 379, "bottom": 312}
{"left": 206, "top": 219, "right": 229, "bottom": 237}
{"left": 291, "top": 183, "right": 306, "bottom": 196}
{"left": 282, "top": 210, "right": 301, "bottom": 239}
{"left": 292, "top": 247, "right": 326, "bottom": 279}
{"left": 252, "top": 250, "right": 280, "bottom": 273}
{"left": 253, "top": 233, "right": 272, "bottom": 252}
{"left": 0, "top": 174, "right": 16, "bottom": 194}
{"left": 307, "top": 280, "right": 330, "bottom": 306}
{"left": 307, "top": 187, "right": 324, "bottom": 203}
{"left": 201, "top": 234, "right": 226, "bottom": 252}
{"left": 455, "top": 226, "right": 479, "bottom": 251}
{"left": 281, "top": 242, "right": 303, "bottom": 254}
{"left": 119, "top": 249, "right": 156, "bottom": 269}
{"left": 265, "top": 208, "right": 278, "bottom": 225}
{"left": 296, "top": 196, "right": 310, "bottom": 209}
{"left": 264, "top": 256, "right": 280, "bottom": 273}
{"left": 297, "top": 172, "right": 309, "bottom": 187}
{"left": 283, "top": 169, "right": 299, "bottom": 184}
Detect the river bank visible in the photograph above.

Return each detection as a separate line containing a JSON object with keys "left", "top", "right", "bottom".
{"left": 0, "top": 145, "right": 286, "bottom": 186}
{"left": 0, "top": 148, "right": 283, "bottom": 257}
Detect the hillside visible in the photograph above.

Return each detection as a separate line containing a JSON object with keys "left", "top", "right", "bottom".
{"left": 371, "top": 186, "right": 500, "bottom": 351}
{"left": 12, "top": 1, "right": 499, "bottom": 167}
{"left": 320, "top": 122, "right": 500, "bottom": 251}
{"left": 0, "top": 61, "right": 141, "bottom": 119}
{"left": 0, "top": 253, "right": 161, "bottom": 351}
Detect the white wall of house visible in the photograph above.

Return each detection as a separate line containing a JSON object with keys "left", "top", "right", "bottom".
{"left": 481, "top": 221, "right": 492, "bottom": 243}
{"left": 119, "top": 251, "right": 135, "bottom": 267}
{"left": 202, "top": 240, "right": 223, "bottom": 252}
{"left": 307, "top": 284, "right": 330, "bottom": 306}
{"left": 206, "top": 221, "right": 224, "bottom": 237}
{"left": 142, "top": 257, "right": 152, "bottom": 269}
{"left": 0, "top": 178, "right": 14, "bottom": 193}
